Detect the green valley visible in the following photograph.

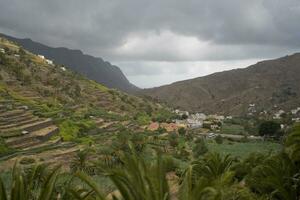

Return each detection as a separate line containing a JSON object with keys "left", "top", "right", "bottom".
{"left": 0, "top": 36, "right": 299, "bottom": 200}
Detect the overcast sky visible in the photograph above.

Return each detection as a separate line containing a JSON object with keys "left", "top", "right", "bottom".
{"left": 1, "top": 0, "right": 300, "bottom": 88}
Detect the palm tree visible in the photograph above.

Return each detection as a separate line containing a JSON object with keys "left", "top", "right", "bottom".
{"left": 285, "top": 123, "right": 300, "bottom": 163}
{"left": 0, "top": 162, "right": 61, "bottom": 200}
{"left": 179, "top": 153, "right": 256, "bottom": 200}
{"left": 96, "top": 146, "right": 123, "bottom": 169}
{"left": 73, "top": 144, "right": 171, "bottom": 200}
{"left": 233, "top": 152, "right": 268, "bottom": 181}
{"left": 246, "top": 153, "right": 298, "bottom": 200}
{"left": 70, "top": 149, "right": 95, "bottom": 175}
{"left": 191, "top": 152, "right": 234, "bottom": 179}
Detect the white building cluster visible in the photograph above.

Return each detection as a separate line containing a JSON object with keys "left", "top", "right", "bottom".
{"left": 186, "top": 113, "right": 207, "bottom": 128}
{"left": 38, "top": 54, "right": 54, "bottom": 65}
{"left": 174, "top": 109, "right": 228, "bottom": 130}
{"left": 291, "top": 107, "right": 300, "bottom": 115}
{"left": 271, "top": 107, "right": 300, "bottom": 122}
{"left": 291, "top": 107, "right": 300, "bottom": 122}
{"left": 273, "top": 110, "right": 285, "bottom": 119}
{"left": 247, "top": 103, "right": 256, "bottom": 115}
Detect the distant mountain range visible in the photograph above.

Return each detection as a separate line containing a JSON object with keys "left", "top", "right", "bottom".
{"left": 1, "top": 34, "right": 139, "bottom": 93}
{"left": 142, "top": 53, "right": 300, "bottom": 116}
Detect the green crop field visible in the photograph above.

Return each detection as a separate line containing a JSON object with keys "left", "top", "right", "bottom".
{"left": 207, "top": 140, "right": 282, "bottom": 158}
{"left": 220, "top": 123, "right": 247, "bottom": 135}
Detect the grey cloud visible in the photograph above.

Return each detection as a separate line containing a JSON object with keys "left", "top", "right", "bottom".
{"left": 120, "top": 59, "right": 258, "bottom": 88}
{"left": 0, "top": 0, "right": 300, "bottom": 87}
{"left": 1, "top": 0, "right": 300, "bottom": 60}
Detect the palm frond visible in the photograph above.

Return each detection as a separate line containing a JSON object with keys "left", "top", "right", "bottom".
{"left": 0, "top": 175, "right": 8, "bottom": 200}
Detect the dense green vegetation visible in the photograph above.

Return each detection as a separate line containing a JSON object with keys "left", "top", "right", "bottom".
{"left": 0, "top": 138, "right": 10, "bottom": 155}
{"left": 221, "top": 123, "right": 247, "bottom": 135}
{"left": 207, "top": 141, "right": 281, "bottom": 158}
{"left": 1, "top": 123, "right": 298, "bottom": 199}
{"left": 259, "top": 121, "right": 282, "bottom": 137}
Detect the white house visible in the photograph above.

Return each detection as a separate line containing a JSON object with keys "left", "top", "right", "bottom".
{"left": 187, "top": 118, "right": 203, "bottom": 128}
{"left": 248, "top": 103, "right": 257, "bottom": 113}
{"left": 273, "top": 110, "right": 285, "bottom": 119}
{"left": 259, "top": 110, "right": 268, "bottom": 115}
{"left": 208, "top": 114, "right": 224, "bottom": 121}
{"left": 291, "top": 107, "right": 300, "bottom": 115}
{"left": 292, "top": 118, "right": 300, "bottom": 123}
{"left": 194, "top": 113, "right": 207, "bottom": 121}
{"left": 217, "top": 115, "right": 225, "bottom": 120}
{"left": 174, "top": 109, "right": 189, "bottom": 116}
{"left": 38, "top": 55, "right": 45, "bottom": 59}
{"left": 61, "top": 67, "right": 66, "bottom": 71}
{"left": 0, "top": 48, "right": 5, "bottom": 53}
{"left": 210, "top": 124, "right": 220, "bottom": 130}
{"left": 45, "top": 59, "right": 53, "bottom": 65}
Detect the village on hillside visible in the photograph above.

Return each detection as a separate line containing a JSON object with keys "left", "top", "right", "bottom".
{"left": 146, "top": 104, "right": 300, "bottom": 141}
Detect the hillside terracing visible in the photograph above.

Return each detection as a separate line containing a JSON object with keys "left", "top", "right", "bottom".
{"left": 0, "top": 98, "right": 59, "bottom": 150}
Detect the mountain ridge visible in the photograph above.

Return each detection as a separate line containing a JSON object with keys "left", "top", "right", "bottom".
{"left": 142, "top": 53, "right": 300, "bottom": 116}
{"left": 0, "top": 33, "right": 139, "bottom": 93}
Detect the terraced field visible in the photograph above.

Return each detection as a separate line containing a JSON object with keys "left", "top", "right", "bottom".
{"left": 0, "top": 99, "right": 59, "bottom": 150}
{"left": 0, "top": 98, "right": 82, "bottom": 170}
{"left": 0, "top": 36, "right": 173, "bottom": 171}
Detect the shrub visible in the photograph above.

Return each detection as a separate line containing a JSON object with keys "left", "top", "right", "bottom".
{"left": 59, "top": 120, "right": 80, "bottom": 141}
{"left": 168, "top": 133, "right": 179, "bottom": 148}
{"left": 215, "top": 134, "right": 224, "bottom": 144}
{"left": 158, "top": 127, "right": 167, "bottom": 134}
{"left": 259, "top": 121, "right": 281, "bottom": 137}
{"left": 193, "top": 138, "right": 208, "bottom": 158}
{"left": 136, "top": 112, "right": 151, "bottom": 125}
{"left": 0, "top": 137, "right": 10, "bottom": 155}
{"left": 178, "top": 127, "right": 186, "bottom": 136}
{"left": 152, "top": 109, "right": 176, "bottom": 123}
{"left": 59, "top": 119, "right": 96, "bottom": 141}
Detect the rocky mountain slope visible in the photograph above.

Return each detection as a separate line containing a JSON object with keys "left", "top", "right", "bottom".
{"left": 142, "top": 54, "right": 300, "bottom": 116}
{"left": 1, "top": 34, "right": 139, "bottom": 93}
{"left": 0, "top": 36, "right": 170, "bottom": 165}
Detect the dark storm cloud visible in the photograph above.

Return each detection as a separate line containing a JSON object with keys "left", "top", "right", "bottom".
{"left": 1, "top": 0, "right": 300, "bottom": 61}
{"left": 0, "top": 0, "right": 300, "bottom": 87}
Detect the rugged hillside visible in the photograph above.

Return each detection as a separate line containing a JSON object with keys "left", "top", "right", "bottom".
{"left": 1, "top": 34, "right": 139, "bottom": 93}
{"left": 142, "top": 54, "right": 300, "bottom": 116}
{"left": 0, "top": 36, "right": 171, "bottom": 166}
